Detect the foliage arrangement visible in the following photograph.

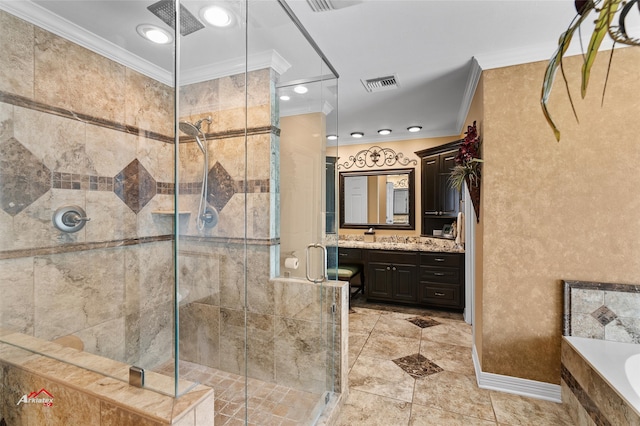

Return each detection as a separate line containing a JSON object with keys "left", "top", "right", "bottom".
{"left": 449, "top": 121, "right": 482, "bottom": 192}
{"left": 541, "top": 0, "right": 640, "bottom": 141}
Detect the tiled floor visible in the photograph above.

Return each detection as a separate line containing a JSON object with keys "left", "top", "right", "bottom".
{"left": 159, "top": 302, "right": 573, "bottom": 425}
{"left": 336, "top": 303, "right": 574, "bottom": 425}
{"left": 157, "top": 360, "right": 323, "bottom": 425}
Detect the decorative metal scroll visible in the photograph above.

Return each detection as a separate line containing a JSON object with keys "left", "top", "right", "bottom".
{"left": 338, "top": 146, "right": 418, "bottom": 169}
{"left": 394, "top": 178, "right": 408, "bottom": 189}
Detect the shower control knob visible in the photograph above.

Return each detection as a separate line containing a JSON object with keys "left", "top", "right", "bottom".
{"left": 62, "top": 211, "right": 90, "bottom": 226}
{"left": 53, "top": 205, "right": 90, "bottom": 233}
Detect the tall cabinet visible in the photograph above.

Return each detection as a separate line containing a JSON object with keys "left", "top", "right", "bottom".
{"left": 416, "top": 140, "right": 462, "bottom": 236}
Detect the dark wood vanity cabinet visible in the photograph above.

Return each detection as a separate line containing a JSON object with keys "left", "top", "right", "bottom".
{"left": 366, "top": 250, "right": 418, "bottom": 302}
{"left": 416, "top": 140, "right": 462, "bottom": 236}
{"left": 360, "top": 249, "right": 464, "bottom": 310}
{"left": 421, "top": 151, "right": 458, "bottom": 217}
{"left": 418, "top": 253, "right": 463, "bottom": 308}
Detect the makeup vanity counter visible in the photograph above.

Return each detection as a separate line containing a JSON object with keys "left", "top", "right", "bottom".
{"left": 327, "top": 237, "right": 464, "bottom": 310}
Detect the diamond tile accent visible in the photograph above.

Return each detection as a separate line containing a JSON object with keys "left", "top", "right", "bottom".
{"left": 591, "top": 305, "right": 618, "bottom": 326}
{"left": 114, "top": 159, "right": 157, "bottom": 213}
{"left": 392, "top": 353, "right": 443, "bottom": 379}
{"left": 0, "top": 137, "right": 51, "bottom": 216}
{"left": 207, "top": 161, "right": 236, "bottom": 212}
{"left": 407, "top": 317, "right": 441, "bottom": 329}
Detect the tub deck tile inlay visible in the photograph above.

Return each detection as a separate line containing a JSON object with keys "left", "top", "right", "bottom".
{"left": 591, "top": 305, "right": 617, "bottom": 327}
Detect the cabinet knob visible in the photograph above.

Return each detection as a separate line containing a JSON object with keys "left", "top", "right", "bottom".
{"left": 433, "top": 272, "right": 445, "bottom": 276}
{"left": 386, "top": 266, "right": 390, "bottom": 270}
{"left": 392, "top": 267, "right": 396, "bottom": 271}
{"left": 434, "top": 292, "right": 445, "bottom": 297}
{"left": 434, "top": 258, "right": 445, "bottom": 262}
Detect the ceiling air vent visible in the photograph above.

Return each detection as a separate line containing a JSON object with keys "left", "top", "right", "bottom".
{"left": 361, "top": 75, "right": 400, "bottom": 93}
{"left": 306, "top": 0, "right": 362, "bottom": 12}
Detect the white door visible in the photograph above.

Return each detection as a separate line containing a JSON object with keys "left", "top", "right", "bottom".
{"left": 344, "top": 175, "right": 367, "bottom": 223}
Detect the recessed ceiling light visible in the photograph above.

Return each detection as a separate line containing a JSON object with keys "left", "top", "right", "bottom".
{"left": 279, "top": 95, "right": 290, "bottom": 101}
{"left": 136, "top": 24, "right": 173, "bottom": 44}
{"left": 351, "top": 132, "right": 364, "bottom": 138}
{"left": 201, "top": 5, "right": 233, "bottom": 27}
{"left": 327, "top": 134, "right": 338, "bottom": 140}
{"left": 407, "top": 126, "right": 422, "bottom": 132}
{"left": 378, "top": 129, "right": 392, "bottom": 135}
{"left": 293, "top": 85, "right": 308, "bottom": 94}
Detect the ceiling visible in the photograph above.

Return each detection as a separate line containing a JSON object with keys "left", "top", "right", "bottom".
{"left": 1, "top": 0, "right": 634, "bottom": 146}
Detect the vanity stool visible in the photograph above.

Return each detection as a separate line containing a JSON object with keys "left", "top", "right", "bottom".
{"left": 329, "top": 264, "right": 364, "bottom": 303}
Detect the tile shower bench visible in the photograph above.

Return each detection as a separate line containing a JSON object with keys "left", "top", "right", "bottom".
{"left": 329, "top": 240, "right": 464, "bottom": 310}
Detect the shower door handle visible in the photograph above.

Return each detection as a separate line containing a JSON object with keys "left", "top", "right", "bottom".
{"left": 305, "top": 243, "right": 327, "bottom": 284}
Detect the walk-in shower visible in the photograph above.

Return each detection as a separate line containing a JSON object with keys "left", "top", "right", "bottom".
{"left": 0, "top": 0, "right": 342, "bottom": 424}
{"left": 179, "top": 117, "right": 218, "bottom": 230}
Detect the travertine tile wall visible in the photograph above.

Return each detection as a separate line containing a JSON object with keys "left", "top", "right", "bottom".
{"left": 0, "top": 7, "right": 342, "bottom": 406}
{"left": 0, "top": 9, "right": 175, "bottom": 372}
{"left": 561, "top": 281, "right": 640, "bottom": 424}
{"left": 564, "top": 280, "right": 640, "bottom": 343}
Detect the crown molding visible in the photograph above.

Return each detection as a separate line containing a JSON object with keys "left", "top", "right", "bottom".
{"left": 0, "top": 0, "right": 173, "bottom": 84}
{"left": 474, "top": 25, "right": 640, "bottom": 71}
{"left": 455, "top": 57, "right": 482, "bottom": 135}
{"left": 181, "top": 49, "right": 291, "bottom": 86}
{"left": 0, "top": 1, "right": 292, "bottom": 87}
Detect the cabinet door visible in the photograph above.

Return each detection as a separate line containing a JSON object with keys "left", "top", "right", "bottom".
{"left": 367, "top": 262, "right": 393, "bottom": 300}
{"left": 439, "top": 150, "right": 459, "bottom": 216}
{"left": 421, "top": 156, "right": 439, "bottom": 215}
{"left": 392, "top": 264, "right": 417, "bottom": 302}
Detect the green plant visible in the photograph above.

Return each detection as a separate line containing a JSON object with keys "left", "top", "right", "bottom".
{"left": 541, "top": 0, "right": 640, "bottom": 141}
{"left": 449, "top": 158, "right": 483, "bottom": 192}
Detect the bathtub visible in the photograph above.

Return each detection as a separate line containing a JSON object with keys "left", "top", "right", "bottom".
{"left": 564, "top": 336, "right": 640, "bottom": 418}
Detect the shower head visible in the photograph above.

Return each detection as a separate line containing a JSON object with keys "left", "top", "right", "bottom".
{"left": 179, "top": 117, "right": 212, "bottom": 137}
{"left": 179, "top": 121, "right": 200, "bottom": 137}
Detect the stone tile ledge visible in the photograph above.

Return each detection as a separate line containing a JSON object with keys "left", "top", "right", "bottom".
{"left": 328, "top": 236, "right": 464, "bottom": 253}
{"left": 0, "top": 333, "right": 212, "bottom": 424}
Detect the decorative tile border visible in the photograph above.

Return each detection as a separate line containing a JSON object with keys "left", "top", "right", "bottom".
{"left": 561, "top": 364, "right": 611, "bottom": 426}
{"left": 0, "top": 235, "right": 280, "bottom": 260}
{"left": 563, "top": 280, "right": 640, "bottom": 342}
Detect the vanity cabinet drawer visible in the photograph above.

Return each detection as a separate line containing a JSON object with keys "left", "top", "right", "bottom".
{"left": 367, "top": 250, "right": 418, "bottom": 265}
{"left": 337, "top": 247, "right": 362, "bottom": 262}
{"left": 420, "top": 253, "right": 461, "bottom": 268}
{"left": 419, "top": 283, "right": 461, "bottom": 308}
{"left": 419, "top": 266, "right": 459, "bottom": 284}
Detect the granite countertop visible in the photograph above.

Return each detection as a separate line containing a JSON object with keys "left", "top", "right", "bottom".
{"left": 325, "top": 235, "right": 464, "bottom": 253}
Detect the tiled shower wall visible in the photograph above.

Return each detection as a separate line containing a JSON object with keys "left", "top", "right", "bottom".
{"left": 0, "top": 9, "right": 175, "bottom": 369}
{"left": 0, "top": 8, "right": 342, "bottom": 398}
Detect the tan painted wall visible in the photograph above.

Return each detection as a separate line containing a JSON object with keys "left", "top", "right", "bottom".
{"left": 479, "top": 46, "right": 640, "bottom": 383}
{"left": 280, "top": 113, "right": 326, "bottom": 279}
{"left": 328, "top": 136, "right": 456, "bottom": 237}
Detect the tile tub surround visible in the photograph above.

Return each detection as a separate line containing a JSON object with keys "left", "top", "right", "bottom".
{"left": 562, "top": 280, "right": 640, "bottom": 425}
{"left": 563, "top": 280, "right": 640, "bottom": 343}
{"left": 561, "top": 338, "right": 640, "bottom": 426}
{"left": 0, "top": 339, "right": 214, "bottom": 425}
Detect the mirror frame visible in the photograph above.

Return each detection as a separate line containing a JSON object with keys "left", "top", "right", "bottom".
{"left": 339, "top": 168, "right": 415, "bottom": 230}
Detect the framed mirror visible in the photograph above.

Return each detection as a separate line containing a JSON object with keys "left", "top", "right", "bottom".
{"left": 339, "top": 168, "right": 415, "bottom": 230}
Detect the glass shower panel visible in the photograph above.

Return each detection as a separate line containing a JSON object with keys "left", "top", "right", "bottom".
{"left": 246, "top": 1, "right": 341, "bottom": 423}
{"left": 0, "top": 0, "right": 180, "bottom": 396}
{"left": 174, "top": 0, "right": 249, "bottom": 398}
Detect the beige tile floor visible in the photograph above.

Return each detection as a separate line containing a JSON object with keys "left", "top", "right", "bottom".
{"left": 157, "top": 360, "right": 323, "bottom": 425}
{"left": 337, "top": 304, "right": 574, "bottom": 426}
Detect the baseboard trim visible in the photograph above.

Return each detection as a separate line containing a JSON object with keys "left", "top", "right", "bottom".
{"left": 472, "top": 345, "right": 562, "bottom": 403}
